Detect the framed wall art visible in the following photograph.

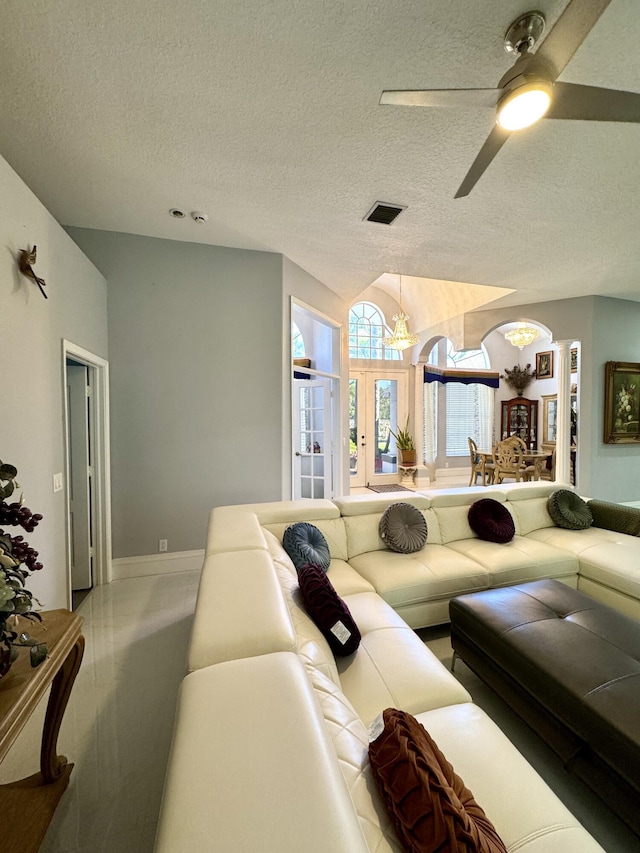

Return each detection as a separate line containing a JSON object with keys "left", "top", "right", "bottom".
{"left": 536, "top": 350, "right": 554, "bottom": 379}
{"left": 604, "top": 361, "right": 640, "bottom": 443}
{"left": 570, "top": 347, "right": 578, "bottom": 372}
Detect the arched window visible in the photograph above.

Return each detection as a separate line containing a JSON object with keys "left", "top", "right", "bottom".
{"left": 292, "top": 322, "right": 306, "bottom": 358}
{"left": 349, "top": 302, "right": 401, "bottom": 361}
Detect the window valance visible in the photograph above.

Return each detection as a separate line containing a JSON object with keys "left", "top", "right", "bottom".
{"left": 423, "top": 366, "right": 499, "bottom": 388}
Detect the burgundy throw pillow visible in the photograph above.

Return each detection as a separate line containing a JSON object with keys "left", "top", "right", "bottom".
{"left": 468, "top": 499, "right": 515, "bottom": 544}
{"left": 297, "top": 563, "right": 361, "bottom": 656}
{"left": 369, "top": 708, "right": 507, "bottom": 853}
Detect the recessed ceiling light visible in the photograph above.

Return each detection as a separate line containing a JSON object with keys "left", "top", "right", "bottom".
{"left": 169, "top": 208, "right": 186, "bottom": 219}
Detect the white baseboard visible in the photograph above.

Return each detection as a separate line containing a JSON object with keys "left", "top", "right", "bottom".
{"left": 111, "top": 549, "right": 205, "bottom": 581}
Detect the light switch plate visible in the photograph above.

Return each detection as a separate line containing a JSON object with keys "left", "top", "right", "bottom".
{"left": 53, "top": 473, "right": 63, "bottom": 493}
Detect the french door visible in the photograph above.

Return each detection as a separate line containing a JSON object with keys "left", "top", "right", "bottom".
{"left": 349, "top": 371, "right": 407, "bottom": 489}
{"left": 293, "top": 378, "right": 333, "bottom": 499}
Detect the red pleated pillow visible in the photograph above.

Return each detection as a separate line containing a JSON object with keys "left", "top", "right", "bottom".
{"left": 368, "top": 708, "right": 507, "bottom": 853}
{"left": 297, "top": 563, "right": 361, "bottom": 656}
{"left": 468, "top": 499, "right": 515, "bottom": 544}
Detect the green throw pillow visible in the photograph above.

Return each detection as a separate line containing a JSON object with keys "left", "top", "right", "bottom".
{"left": 547, "top": 489, "right": 593, "bottom": 530}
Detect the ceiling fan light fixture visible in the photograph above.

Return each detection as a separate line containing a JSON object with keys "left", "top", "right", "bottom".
{"left": 497, "top": 81, "right": 552, "bottom": 131}
{"left": 505, "top": 324, "right": 539, "bottom": 350}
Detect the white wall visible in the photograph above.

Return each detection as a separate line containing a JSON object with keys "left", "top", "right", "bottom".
{"left": 0, "top": 155, "right": 108, "bottom": 609}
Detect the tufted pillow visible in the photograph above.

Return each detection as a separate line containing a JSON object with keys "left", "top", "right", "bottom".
{"left": 379, "top": 503, "right": 428, "bottom": 554}
{"left": 298, "top": 563, "right": 361, "bottom": 656}
{"left": 547, "top": 489, "right": 593, "bottom": 530}
{"left": 283, "top": 522, "right": 331, "bottom": 572}
{"left": 468, "top": 499, "right": 515, "bottom": 544}
{"left": 368, "top": 708, "right": 507, "bottom": 853}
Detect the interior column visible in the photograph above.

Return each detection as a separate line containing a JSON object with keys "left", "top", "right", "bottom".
{"left": 553, "top": 340, "right": 572, "bottom": 484}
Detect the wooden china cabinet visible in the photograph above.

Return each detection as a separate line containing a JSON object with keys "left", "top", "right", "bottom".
{"left": 500, "top": 397, "right": 538, "bottom": 450}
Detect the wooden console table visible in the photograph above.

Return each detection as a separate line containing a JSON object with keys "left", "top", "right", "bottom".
{"left": 0, "top": 609, "right": 84, "bottom": 853}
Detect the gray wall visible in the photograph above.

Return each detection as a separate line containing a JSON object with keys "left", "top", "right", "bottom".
{"left": 590, "top": 296, "right": 640, "bottom": 502}
{"left": 68, "top": 229, "right": 284, "bottom": 558}
{"left": 0, "top": 155, "right": 108, "bottom": 609}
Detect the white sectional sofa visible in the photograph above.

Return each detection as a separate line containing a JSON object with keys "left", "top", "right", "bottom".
{"left": 151, "top": 481, "right": 640, "bottom": 852}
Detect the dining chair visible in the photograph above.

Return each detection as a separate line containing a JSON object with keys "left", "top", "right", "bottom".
{"left": 538, "top": 448, "right": 556, "bottom": 482}
{"left": 468, "top": 437, "right": 494, "bottom": 486}
{"left": 492, "top": 438, "right": 525, "bottom": 484}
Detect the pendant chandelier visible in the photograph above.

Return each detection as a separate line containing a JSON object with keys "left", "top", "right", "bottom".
{"left": 505, "top": 324, "right": 539, "bottom": 350}
{"left": 383, "top": 276, "right": 419, "bottom": 351}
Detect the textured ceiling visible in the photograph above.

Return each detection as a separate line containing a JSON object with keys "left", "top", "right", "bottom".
{"left": 1, "top": 0, "right": 639, "bottom": 315}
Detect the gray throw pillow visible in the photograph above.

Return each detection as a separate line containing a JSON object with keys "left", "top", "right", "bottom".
{"left": 547, "top": 489, "right": 593, "bottom": 530}
{"left": 282, "top": 522, "right": 331, "bottom": 572}
{"left": 379, "top": 503, "right": 428, "bottom": 554}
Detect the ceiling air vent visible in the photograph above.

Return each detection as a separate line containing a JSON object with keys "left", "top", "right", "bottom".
{"left": 364, "top": 202, "right": 406, "bottom": 225}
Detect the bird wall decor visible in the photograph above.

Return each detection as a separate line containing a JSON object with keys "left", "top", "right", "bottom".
{"left": 19, "top": 246, "right": 47, "bottom": 298}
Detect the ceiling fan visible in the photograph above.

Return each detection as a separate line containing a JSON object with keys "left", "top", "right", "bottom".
{"left": 380, "top": 0, "right": 640, "bottom": 198}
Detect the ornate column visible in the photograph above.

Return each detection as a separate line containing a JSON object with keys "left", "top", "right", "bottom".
{"left": 553, "top": 340, "right": 573, "bottom": 484}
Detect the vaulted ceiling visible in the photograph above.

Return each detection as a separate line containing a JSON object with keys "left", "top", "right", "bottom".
{"left": 1, "top": 0, "right": 639, "bottom": 317}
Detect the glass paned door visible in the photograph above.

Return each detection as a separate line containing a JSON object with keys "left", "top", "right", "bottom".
{"left": 350, "top": 371, "right": 407, "bottom": 488}
{"left": 293, "top": 379, "right": 332, "bottom": 499}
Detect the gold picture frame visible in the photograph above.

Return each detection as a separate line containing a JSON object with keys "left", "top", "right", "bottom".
{"left": 536, "top": 350, "right": 553, "bottom": 379}
{"left": 570, "top": 347, "right": 578, "bottom": 372}
{"left": 604, "top": 361, "right": 640, "bottom": 443}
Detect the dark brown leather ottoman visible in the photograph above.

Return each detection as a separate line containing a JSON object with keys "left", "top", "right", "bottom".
{"left": 449, "top": 579, "right": 640, "bottom": 835}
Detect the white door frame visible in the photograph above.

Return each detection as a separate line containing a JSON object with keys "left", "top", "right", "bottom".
{"left": 349, "top": 369, "right": 408, "bottom": 488}
{"left": 62, "top": 340, "right": 112, "bottom": 602}
{"left": 290, "top": 298, "right": 342, "bottom": 499}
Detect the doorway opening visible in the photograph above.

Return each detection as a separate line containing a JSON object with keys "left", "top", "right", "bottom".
{"left": 349, "top": 370, "right": 408, "bottom": 489}
{"left": 291, "top": 300, "right": 342, "bottom": 499}
{"left": 62, "top": 341, "right": 111, "bottom": 610}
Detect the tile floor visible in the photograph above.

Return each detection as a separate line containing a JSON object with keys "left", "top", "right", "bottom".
{"left": 2, "top": 569, "right": 635, "bottom": 852}
{"left": 0, "top": 570, "right": 201, "bottom": 853}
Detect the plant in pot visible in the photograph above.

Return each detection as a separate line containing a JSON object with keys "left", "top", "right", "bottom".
{"left": 389, "top": 417, "right": 416, "bottom": 467}
{"left": 501, "top": 363, "right": 536, "bottom": 397}
{"left": 0, "top": 460, "right": 47, "bottom": 677}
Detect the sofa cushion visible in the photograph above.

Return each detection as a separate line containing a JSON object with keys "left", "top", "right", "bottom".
{"left": 548, "top": 489, "right": 593, "bottom": 530}
{"left": 468, "top": 499, "right": 515, "bottom": 544}
{"left": 379, "top": 503, "right": 428, "bottom": 554}
{"left": 306, "top": 666, "right": 403, "bottom": 853}
{"left": 265, "top": 517, "right": 349, "bottom": 561}
{"left": 334, "top": 594, "right": 471, "bottom": 726}
{"left": 368, "top": 708, "right": 507, "bottom": 853}
{"left": 587, "top": 499, "right": 640, "bottom": 537}
{"left": 344, "top": 509, "right": 440, "bottom": 559}
{"left": 298, "top": 564, "right": 361, "bottom": 656}
{"left": 283, "top": 522, "right": 331, "bottom": 571}
{"left": 415, "top": 703, "right": 606, "bottom": 852}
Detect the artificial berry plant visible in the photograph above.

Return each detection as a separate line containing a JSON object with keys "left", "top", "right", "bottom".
{"left": 0, "top": 460, "right": 46, "bottom": 670}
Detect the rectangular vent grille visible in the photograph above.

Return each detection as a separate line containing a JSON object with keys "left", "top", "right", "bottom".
{"left": 364, "top": 202, "right": 406, "bottom": 225}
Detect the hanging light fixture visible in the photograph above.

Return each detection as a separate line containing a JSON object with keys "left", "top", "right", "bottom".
{"left": 383, "top": 276, "right": 419, "bottom": 351}
{"left": 505, "top": 324, "right": 539, "bottom": 350}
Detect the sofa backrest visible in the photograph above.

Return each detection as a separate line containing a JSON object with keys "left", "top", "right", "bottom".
{"left": 187, "top": 549, "right": 297, "bottom": 672}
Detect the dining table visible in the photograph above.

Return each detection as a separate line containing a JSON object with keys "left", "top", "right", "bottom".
{"left": 477, "top": 447, "right": 552, "bottom": 483}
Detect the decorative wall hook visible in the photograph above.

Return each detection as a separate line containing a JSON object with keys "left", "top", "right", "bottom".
{"left": 19, "top": 246, "right": 47, "bottom": 299}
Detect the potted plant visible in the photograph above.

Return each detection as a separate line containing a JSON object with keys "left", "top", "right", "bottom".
{"left": 0, "top": 460, "right": 47, "bottom": 677}
{"left": 501, "top": 363, "right": 536, "bottom": 397}
{"left": 389, "top": 417, "right": 416, "bottom": 467}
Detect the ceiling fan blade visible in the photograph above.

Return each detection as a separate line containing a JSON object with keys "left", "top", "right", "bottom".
{"left": 380, "top": 88, "right": 501, "bottom": 108}
{"left": 454, "top": 125, "right": 511, "bottom": 198}
{"left": 531, "top": 0, "right": 613, "bottom": 81}
{"left": 546, "top": 82, "right": 640, "bottom": 122}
